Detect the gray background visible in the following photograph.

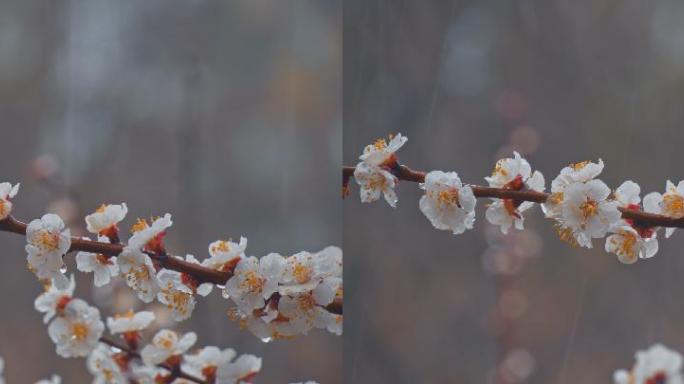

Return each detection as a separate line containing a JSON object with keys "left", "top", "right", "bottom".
{"left": 0, "top": 1, "right": 341, "bottom": 383}
{"left": 344, "top": 0, "right": 684, "bottom": 383}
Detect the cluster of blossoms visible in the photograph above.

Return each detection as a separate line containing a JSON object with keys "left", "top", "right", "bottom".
{"left": 0, "top": 185, "right": 339, "bottom": 382}
{"left": 34, "top": 275, "right": 264, "bottom": 383}
{"left": 614, "top": 344, "right": 683, "bottom": 384}
{"left": 349, "top": 133, "right": 684, "bottom": 264}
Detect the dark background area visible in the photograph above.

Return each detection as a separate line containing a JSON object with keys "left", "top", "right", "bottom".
{"left": 0, "top": 1, "right": 341, "bottom": 382}
{"left": 344, "top": 0, "right": 684, "bottom": 382}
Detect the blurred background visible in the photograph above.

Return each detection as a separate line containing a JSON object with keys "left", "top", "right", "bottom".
{"left": 0, "top": 1, "right": 340, "bottom": 382}
{"left": 344, "top": 0, "right": 684, "bottom": 383}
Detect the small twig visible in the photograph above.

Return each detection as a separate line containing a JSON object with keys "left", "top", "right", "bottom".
{"left": 343, "top": 164, "right": 684, "bottom": 229}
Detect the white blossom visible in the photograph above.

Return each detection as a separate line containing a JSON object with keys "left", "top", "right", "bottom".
{"left": 419, "top": 171, "right": 476, "bottom": 235}
{"left": 47, "top": 299, "right": 104, "bottom": 358}
{"left": 106, "top": 310, "right": 155, "bottom": 334}
{"left": 359, "top": 133, "right": 407, "bottom": 167}
{"left": 128, "top": 214, "right": 172, "bottom": 254}
{"left": 644, "top": 180, "right": 684, "bottom": 238}
{"left": 216, "top": 354, "right": 262, "bottom": 384}
{"left": 203, "top": 238, "right": 247, "bottom": 272}
{"left": 224, "top": 253, "right": 285, "bottom": 312}
{"left": 26, "top": 213, "right": 71, "bottom": 288}
{"left": 614, "top": 344, "right": 683, "bottom": 384}
{"left": 117, "top": 247, "right": 160, "bottom": 303}
{"left": 484, "top": 151, "right": 545, "bottom": 234}
{"left": 555, "top": 179, "right": 621, "bottom": 248}
{"left": 86, "top": 343, "right": 126, "bottom": 384}
{"left": 35, "top": 275, "right": 75, "bottom": 323}
{"left": 156, "top": 269, "right": 196, "bottom": 321}
{"left": 280, "top": 246, "right": 342, "bottom": 295}
{"left": 76, "top": 236, "right": 119, "bottom": 287}
{"left": 140, "top": 329, "right": 196, "bottom": 366}
{"left": 184, "top": 346, "right": 236, "bottom": 382}
{"left": 353, "top": 162, "right": 399, "bottom": 207}
{"left": 85, "top": 203, "right": 127, "bottom": 238}
{"left": 542, "top": 159, "right": 604, "bottom": 219}
{"left": 0, "top": 182, "right": 19, "bottom": 220}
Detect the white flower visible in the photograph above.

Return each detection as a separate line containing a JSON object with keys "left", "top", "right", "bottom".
{"left": 34, "top": 375, "right": 61, "bottom": 384}
{"left": 156, "top": 269, "right": 196, "bottom": 321}
{"left": 224, "top": 253, "right": 285, "bottom": 312}
{"left": 278, "top": 291, "right": 338, "bottom": 336}
{"left": 117, "top": 247, "right": 160, "bottom": 303}
{"left": 419, "top": 171, "right": 476, "bottom": 235}
{"left": 605, "top": 225, "right": 659, "bottom": 264}
{"left": 543, "top": 159, "right": 604, "bottom": 219}
{"left": 203, "top": 238, "right": 247, "bottom": 272}
{"left": 85, "top": 203, "right": 127, "bottom": 239}
{"left": 128, "top": 214, "right": 172, "bottom": 254}
{"left": 107, "top": 310, "right": 155, "bottom": 334}
{"left": 614, "top": 344, "right": 683, "bottom": 384}
{"left": 644, "top": 180, "right": 684, "bottom": 238}
{"left": 353, "top": 134, "right": 407, "bottom": 207}
{"left": 0, "top": 182, "right": 19, "bottom": 220}
{"left": 48, "top": 299, "right": 104, "bottom": 358}
{"left": 76, "top": 236, "right": 119, "bottom": 287}
{"left": 484, "top": 152, "right": 545, "bottom": 234}
{"left": 359, "top": 133, "right": 407, "bottom": 167}
{"left": 280, "top": 246, "right": 342, "bottom": 295}
{"left": 605, "top": 181, "right": 659, "bottom": 263}
{"left": 353, "top": 161, "right": 399, "bottom": 207}
{"left": 140, "top": 329, "right": 196, "bottom": 366}
{"left": 556, "top": 179, "right": 621, "bottom": 248}
{"left": 86, "top": 343, "right": 126, "bottom": 384}
{"left": 35, "top": 275, "right": 76, "bottom": 323}
{"left": 216, "top": 354, "right": 262, "bottom": 384}
{"left": 26, "top": 213, "right": 71, "bottom": 288}
{"left": 184, "top": 346, "right": 236, "bottom": 382}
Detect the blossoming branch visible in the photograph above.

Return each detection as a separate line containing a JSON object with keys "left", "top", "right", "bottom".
{"left": 0, "top": 183, "right": 342, "bottom": 383}
{"left": 344, "top": 133, "right": 684, "bottom": 264}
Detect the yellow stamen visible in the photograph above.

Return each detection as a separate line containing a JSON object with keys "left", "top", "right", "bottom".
{"left": 663, "top": 193, "right": 684, "bottom": 217}
{"left": 95, "top": 204, "right": 108, "bottom": 214}
{"left": 131, "top": 218, "right": 149, "bottom": 233}
{"left": 579, "top": 199, "right": 599, "bottom": 220}
{"left": 293, "top": 263, "right": 312, "bottom": 284}
{"left": 72, "top": 323, "right": 89, "bottom": 341}
{"left": 570, "top": 160, "right": 590, "bottom": 170}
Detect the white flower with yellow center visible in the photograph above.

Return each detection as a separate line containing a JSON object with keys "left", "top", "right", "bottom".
{"left": 106, "top": 310, "right": 155, "bottom": 334}
{"left": 614, "top": 344, "right": 683, "bottom": 384}
{"left": 47, "top": 298, "right": 104, "bottom": 358}
{"left": 353, "top": 134, "right": 407, "bottom": 207}
{"left": 117, "top": 247, "right": 160, "bottom": 303}
{"left": 34, "top": 275, "right": 75, "bottom": 323}
{"left": 359, "top": 133, "right": 407, "bottom": 167}
{"left": 542, "top": 159, "right": 604, "bottom": 219}
{"left": 484, "top": 152, "right": 545, "bottom": 234}
{"left": 26, "top": 213, "right": 71, "bottom": 289}
{"left": 85, "top": 203, "right": 127, "bottom": 240}
{"left": 419, "top": 171, "right": 476, "bottom": 235}
{"left": 140, "top": 329, "right": 197, "bottom": 366}
{"left": 184, "top": 346, "right": 236, "bottom": 383}
{"left": 278, "top": 292, "right": 336, "bottom": 336}
{"left": 156, "top": 269, "right": 197, "bottom": 322}
{"left": 280, "top": 246, "right": 342, "bottom": 296}
{"left": 75, "top": 236, "right": 119, "bottom": 287}
{"left": 605, "top": 181, "right": 659, "bottom": 264}
{"left": 216, "top": 354, "right": 262, "bottom": 384}
{"left": 127, "top": 214, "right": 172, "bottom": 254}
{"left": 644, "top": 180, "right": 684, "bottom": 238}
{"left": 353, "top": 162, "right": 399, "bottom": 207}
{"left": 224, "top": 253, "right": 285, "bottom": 312}
{"left": 86, "top": 343, "right": 126, "bottom": 384}
{"left": 556, "top": 179, "right": 621, "bottom": 248}
{"left": 0, "top": 182, "right": 19, "bottom": 220}
{"left": 203, "top": 237, "right": 247, "bottom": 272}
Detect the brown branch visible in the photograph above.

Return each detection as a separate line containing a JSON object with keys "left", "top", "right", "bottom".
{"left": 0, "top": 215, "right": 343, "bottom": 315}
{"left": 343, "top": 164, "right": 684, "bottom": 229}
{"left": 100, "top": 336, "right": 206, "bottom": 384}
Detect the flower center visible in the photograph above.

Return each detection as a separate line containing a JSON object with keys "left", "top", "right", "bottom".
{"left": 211, "top": 240, "right": 230, "bottom": 254}
{"left": 663, "top": 193, "right": 684, "bottom": 217}
{"left": 241, "top": 270, "right": 265, "bottom": 293}
{"left": 617, "top": 231, "right": 637, "bottom": 258}
{"left": 437, "top": 188, "right": 459, "bottom": 207}
{"left": 71, "top": 322, "right": 89, "bottom": 341}
{"left": 131, "top": 218, "right": 149, "bottom": 233}
{"left": 95, "top": 204, "right": 108, "bottom": 213}
{"left": 570, "top": 160, "right": 590, "bottom": 170}
{"left": 38, "top": 231, "right": 60, "bottom": 251}
{"left": 579, "top": 199, "right": 599, "bottom": 220}
{"left": 293, "top": 263, "right": 312, "bottom": 284}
